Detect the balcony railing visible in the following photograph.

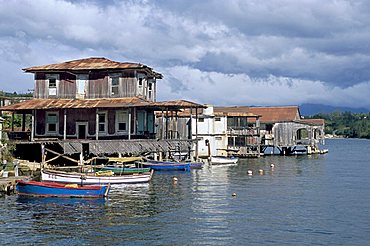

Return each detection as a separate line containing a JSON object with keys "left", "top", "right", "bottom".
{"left": 226, "top": 127, "right": 259, "bottom": 136}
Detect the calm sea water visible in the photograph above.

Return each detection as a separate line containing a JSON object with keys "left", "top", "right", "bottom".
{"left": 1, "top": 139, "right": 370, "bottom": 245}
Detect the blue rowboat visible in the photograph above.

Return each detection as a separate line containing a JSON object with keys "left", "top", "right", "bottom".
{"left": 16, "top": 180, "right": 110, "bottom": 198}
{"left": 139, "top": 160, "right": 191, "bottom": 171}
{"left": 189, "top": 162, "right": 204, "bottom": 169}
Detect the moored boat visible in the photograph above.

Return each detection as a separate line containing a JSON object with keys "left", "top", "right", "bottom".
{"left": 96, "top": 166, "right": 151, "bottom": 174}
{"left": 210, "top": 156, "right": 239, "bottom": 165}
{"left": 139, "top": 160, "right": 191, "bottom": 171}
{"left": 189, "top": 162, "right": 204, "bottom": 169}
{"left": 41, "top": 169, "right": 154, "bottom": 185}
{"left": 16, "top": 180, "right": 110, "bottom": 198}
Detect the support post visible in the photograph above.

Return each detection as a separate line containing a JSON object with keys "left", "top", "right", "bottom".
{"left": 165, "top": 108, "right": 169, "bottom": 139}
{"left": 63, "top": 109, "right": 67, "bottom": 140}
{"left": 256, "top": 116, "right": 261, "bottom": 157}
{"left": 175, "top": 110, "right": 178, "bottom": 139}
{"left": 189, "top": 108, "right": 193, "bottom": 140}
{"left": 95, "top": 109, "right": 99, "bottom": 140}
{"left": 195, "top": 107, "right": 199, "bottom": 160}
{"left": 31, "top": 110, "right": 35, "bottom": 142}
{"left": 128, "top": 109, "right": 131, "bottom": 140}
{"left": 161, "top": 109, "right": 165, "bottom": 139}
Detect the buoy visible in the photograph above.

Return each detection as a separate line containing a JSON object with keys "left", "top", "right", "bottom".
{"left": 172, "top": 176, "right": 178, "bottom": 184}
{"left": 270, "top": 163, "right": 275, "bottom": 168}
{"left": 232, "top": 192, "right": 237, "bottom": 197}
{"left": 247, "top": 170, "right": 253, "bottom": 175}
{"left": 258, "top": 169, "right": 264, "bottom": 175}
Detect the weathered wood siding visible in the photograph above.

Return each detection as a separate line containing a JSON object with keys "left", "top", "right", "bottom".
{"left": 88, "top": 72, "right": 109, "bottom": 98}
{"left": 34, "top": 108, "right": 157, "bottom": 139}
{"left": 273, "top": 122, "right": 324, "bottom": 147}
{"left": 32, "top": 70, "right": 156, "bottom": 100}
{"left": 59, "top": 73, "right": 76, "bottom": 98}
{"left": 119, "top": 78, "right": 137, "bottom": 97}
{"left": 155, "top": 116, "right": 191, "bottom": 139}
{"left": 34, "top": 73, "right": 47, "bottom": 99}
{"left": 34, "top": 73, "right": 76, "bottom": 98}
{"left": 35, "top": 110, "right": 45, "bottom": 135}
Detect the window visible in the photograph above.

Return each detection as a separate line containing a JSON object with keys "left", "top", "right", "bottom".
{"left": 198, "top": 118, "right": 204, "bottom": 122}
{"left": 116, "top": 111, "right": 128, "bottom": 132}
{"left": 46, "top": 112, "right": 58, "bottom": 134}
{"left": 148, "top": 82, "right": 153, "bottom": 100}
{"left": 111, "top": 76, "right": 119, "bottom": 96}
{"left": 215, "top": 117, "right": 221, "bottom": 121}
{"left": 98, "top": 112, "right": 107, "bottom": 133}
{"left": 46, "top": 74, "right": 59, "bottom": 96}
{"left": 215, "top": 136, "right": 222, "bottom": 140}
{"left": 137, "top": 74, "right": 145, "bottom": 96}
{"left": 49, "top": 78, "right": 56, "bottom": 88}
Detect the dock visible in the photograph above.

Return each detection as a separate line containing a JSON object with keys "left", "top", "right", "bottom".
{"left": 0, "top": 176, "right": 28, "bottom": 196}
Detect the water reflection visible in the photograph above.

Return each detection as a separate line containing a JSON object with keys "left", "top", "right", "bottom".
{"left": 2, "top": 140, "right": 370, "bottom": 245}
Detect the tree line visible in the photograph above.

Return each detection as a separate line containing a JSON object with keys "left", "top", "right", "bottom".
{"left": 307, "top": 112, "right": 370, "bottom": 139}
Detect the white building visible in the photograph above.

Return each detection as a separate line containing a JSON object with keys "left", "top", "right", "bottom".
{"left": 192, "top": 106, "right": 261, "bottom": 158}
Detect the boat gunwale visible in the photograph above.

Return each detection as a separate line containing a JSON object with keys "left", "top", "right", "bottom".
{"left": 17, "top": 180, "right": 105, "bottom": 190}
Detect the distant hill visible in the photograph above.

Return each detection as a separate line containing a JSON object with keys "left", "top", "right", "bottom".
{"left": 300, "top": 103, "right": 370, "bottom": 116}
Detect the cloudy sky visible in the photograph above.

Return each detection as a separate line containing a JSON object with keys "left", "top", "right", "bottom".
{"left": 1, "top": 0, "right": 370, "bottom": 109}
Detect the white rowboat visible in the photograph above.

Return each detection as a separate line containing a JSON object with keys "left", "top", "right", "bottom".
{"left": 210, "top": 156, "right": 239, "bottom": 165}
{"left": 41, "top": 169, "right": 154, "bottom": 185}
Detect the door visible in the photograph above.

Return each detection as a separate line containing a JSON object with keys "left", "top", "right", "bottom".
{"left": 77, "top": 122, "right": 88, "bottom": 139}
{"left": 76, "top": 74, "right": 88, "bottom": 99}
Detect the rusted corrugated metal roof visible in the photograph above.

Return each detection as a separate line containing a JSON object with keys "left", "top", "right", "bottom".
{"left": 151, "top": 100, "right": 206, "bottom": 109}
{"left": 23, "top": 57, "right": 162, "bottom": 78}
{"left": 0, "top": 98, "right": 205, "bottom": 111}
{"left": 155, "top": 106, "right": 259, "bottom": 117}
{"left": 248, "top": 106, "right": 301, "bottom": 123}
{"left": 213, "top": 106, "right": 259, "bottom": 117}
{"left": 297, "top": 118, "right": 325, "bottom": 126}
{"left": 61, "top": 139, "right": 194, "bottom": 155}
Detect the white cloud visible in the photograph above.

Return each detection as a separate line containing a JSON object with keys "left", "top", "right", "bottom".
{"left": 158, "top": 65, "right": 370, "bottom": 109}
{"left": 0, "top": 0, "right": 369, "bottom": 109}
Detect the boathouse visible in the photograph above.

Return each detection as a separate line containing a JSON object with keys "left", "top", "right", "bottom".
{"left": 156, "top": 105, "right": 261, "bottom": 158}
{"left": 248, "top": 106, "right": 325, "bottom": 155}
{"left": 0, "top": 58, "right": 205, "bottom": 164}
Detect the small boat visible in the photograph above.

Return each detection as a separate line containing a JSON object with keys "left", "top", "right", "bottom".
{"left": 95, "top": 166, "right": 151, "bottom": 174}
{"left": 41, "top": 169, "right": 154, "bottom": 185}
{"left": 189, "top": 162, "right": 204, "bottom": 169}
{"left": 210, "top": 156, "right": 239, "bottom": 165}
{"left": 16, "top": 180, "right": 110, "bottom": 198}
{"left": 139, "top": 160, "right": 191, "bottom": 171}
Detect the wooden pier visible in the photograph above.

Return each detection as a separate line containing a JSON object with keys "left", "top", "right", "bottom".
{"left": 0, "top": 176, "right": 28, "bottom": 196}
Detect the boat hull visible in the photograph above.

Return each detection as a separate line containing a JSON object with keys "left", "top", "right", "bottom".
{"left": 16, "top": 180, "right": 109, "bottom": 198}
{"left": 41, "top": 169, "right": 154, "bottom": 185}
{"left": 140, "top": 161, "right": 191, "bottom": 171}
{"left": 210, "top": 156, "right": 239, "bottom": 165}
{"left": 97, "top": 166, "right": 151, "bottom": 174}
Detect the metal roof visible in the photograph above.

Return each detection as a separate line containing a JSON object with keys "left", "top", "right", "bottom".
{"left": 248, "top": 106, "right": 301, "bottom": 123}
{"left": 23, "top": 57, "right": 162, "bottom": 78}
{"left": 213, "top": 106, "right": 260, "bottom": 117}
{"left": 297, "top": 118, "right": 325, "bottom": 126}
{"left": 61, "top": 139, "right": 194, "bottom": 155}
{"left": 0, "top": 98, "right": 205, "bottom": 111}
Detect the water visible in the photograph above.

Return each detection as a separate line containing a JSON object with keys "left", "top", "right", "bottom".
{"left": 1, "top": 139, "right": 370, "bottom": 245}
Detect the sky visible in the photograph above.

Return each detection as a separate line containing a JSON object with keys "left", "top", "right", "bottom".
{"left": 1, "top": 0, "right": 370, "bottom": 109}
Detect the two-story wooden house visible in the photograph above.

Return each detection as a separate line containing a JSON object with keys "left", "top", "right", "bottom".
{"left": 0, "top": 57, "right": 204, "bottom": 163}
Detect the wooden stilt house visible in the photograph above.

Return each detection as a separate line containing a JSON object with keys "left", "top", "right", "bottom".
{"left": 0, "top": 58, "right": 205, "bottom": 163}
